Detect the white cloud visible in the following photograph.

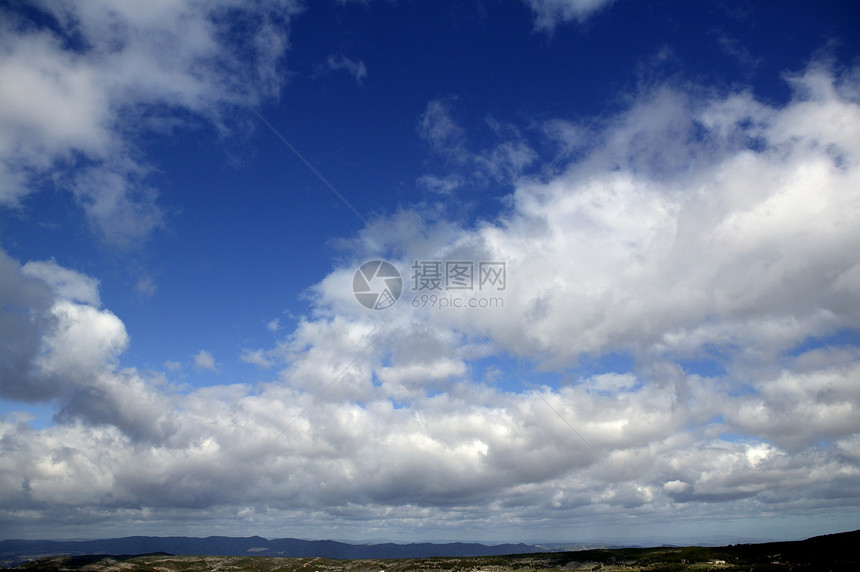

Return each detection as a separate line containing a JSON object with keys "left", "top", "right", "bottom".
{"left": 37, "top": 301, "right": 128, "bottom": 382}
{"left": 417, "top": 174, "right": 464, "bottom": 195}
{"left": 193, "top": 350, "right": 218, "bottom": 372}
{"left": 417, "top": 100, "right": 537, "bottom": 192}
{"left": 70, "top": 164, "right": 165, "bottom": 249}
{"left": 525, "top": 0, "right": 617, "bottom": 30}
{"left": 0, "top": 0, "right": 299, "bottom": 246}
{"left": 164, "top": 360, "right": 182, "bottom": 371}
{"left": 2, "top": 359, "right": 857, "bottom": 538}
{"left": 1, "top": 249, "right": 177, "bottom": 441}
{"left": 716, "top": 35, "right": 763, "bottom": 70}
{"left": 2, "top": 60, "right": 860, "bottom": 541}
{"left": 135, "top": 276, "right": 157, "bottom": 298}
{"left": 327, "top": 55, "right": 368, "bottom": 84}
{"left": 419, "top": 99, "right": 467, "bottom": 159}
{"left": 0, "top": 250, "right": 55, "bottom": 402}
{"left": 395, "top": 62, "right": 860, "bottom": 373}
{"left": 241, "top": 349, "right": 275, "bottom": 369}
{"left": 727, "top": 349, "right": 860, "bottom": 451}
{"left": 21, "top": 259, "right": 101, "bottom": 306}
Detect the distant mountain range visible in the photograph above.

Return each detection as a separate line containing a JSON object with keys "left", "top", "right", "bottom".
{"left": 4, "top": 530, "right": 860, "bottom": 571}
{"left": 4, "top": 530, "right": 858, "bottom": 569}
{"left": 0, "top": 536, "right": 540, "bottom": 567}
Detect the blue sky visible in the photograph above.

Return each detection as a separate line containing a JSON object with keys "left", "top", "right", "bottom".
{"left": 2, "top": 0, "right": 860, "bottom": 544}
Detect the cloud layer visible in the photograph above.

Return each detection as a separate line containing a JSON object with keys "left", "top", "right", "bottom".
{"left": 2, "top": 57, "right": 859, "bottom": 541}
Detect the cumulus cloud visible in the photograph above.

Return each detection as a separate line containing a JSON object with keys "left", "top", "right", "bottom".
{"left": 0, "top": 250, "right": 56, "bottom": 402}
{"left": 1, "top": 248, "right": 176, "bottom": 441}
{"left": 2, "top": 59, "right": 860, "bottom": 540}
{"left": 0, "top": 0, "right": 299, "bottom": 246}
{"left": 297, "top": 58, "right": 859, "bottom": 525}
{"left": 727, "top": 348, "right": 860, "bottom": 451}
{"left": 400, "top": 62, "right": 860, "bottom": 373}
{"left": 21, "top": 259, "right": 101, "bottom": 306}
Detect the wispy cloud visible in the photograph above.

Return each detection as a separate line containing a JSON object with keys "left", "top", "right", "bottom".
{"left": 525, "top": 0, "right": 617, "bottom": 30}
{"left": 418, "top": 99, "right": 467, "bottom": 158}
{"left": 716, "top": 34, "right": 763, "bottom": 70}
{"left": 163, "top": 360, "right": 182, "bottom": 372}
{"left": 327, "top": 55, "right": 368, "bottom": 85}
{"left": 135, "top": 276, "right": 157, "bottom": 298}
{"left": 417, "top": 100, "right": 537, "bottom": 194}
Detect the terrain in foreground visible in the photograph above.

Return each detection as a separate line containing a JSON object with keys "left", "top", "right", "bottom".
{"left": 10, "top": 529, "right": 859, "bottom": 571}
